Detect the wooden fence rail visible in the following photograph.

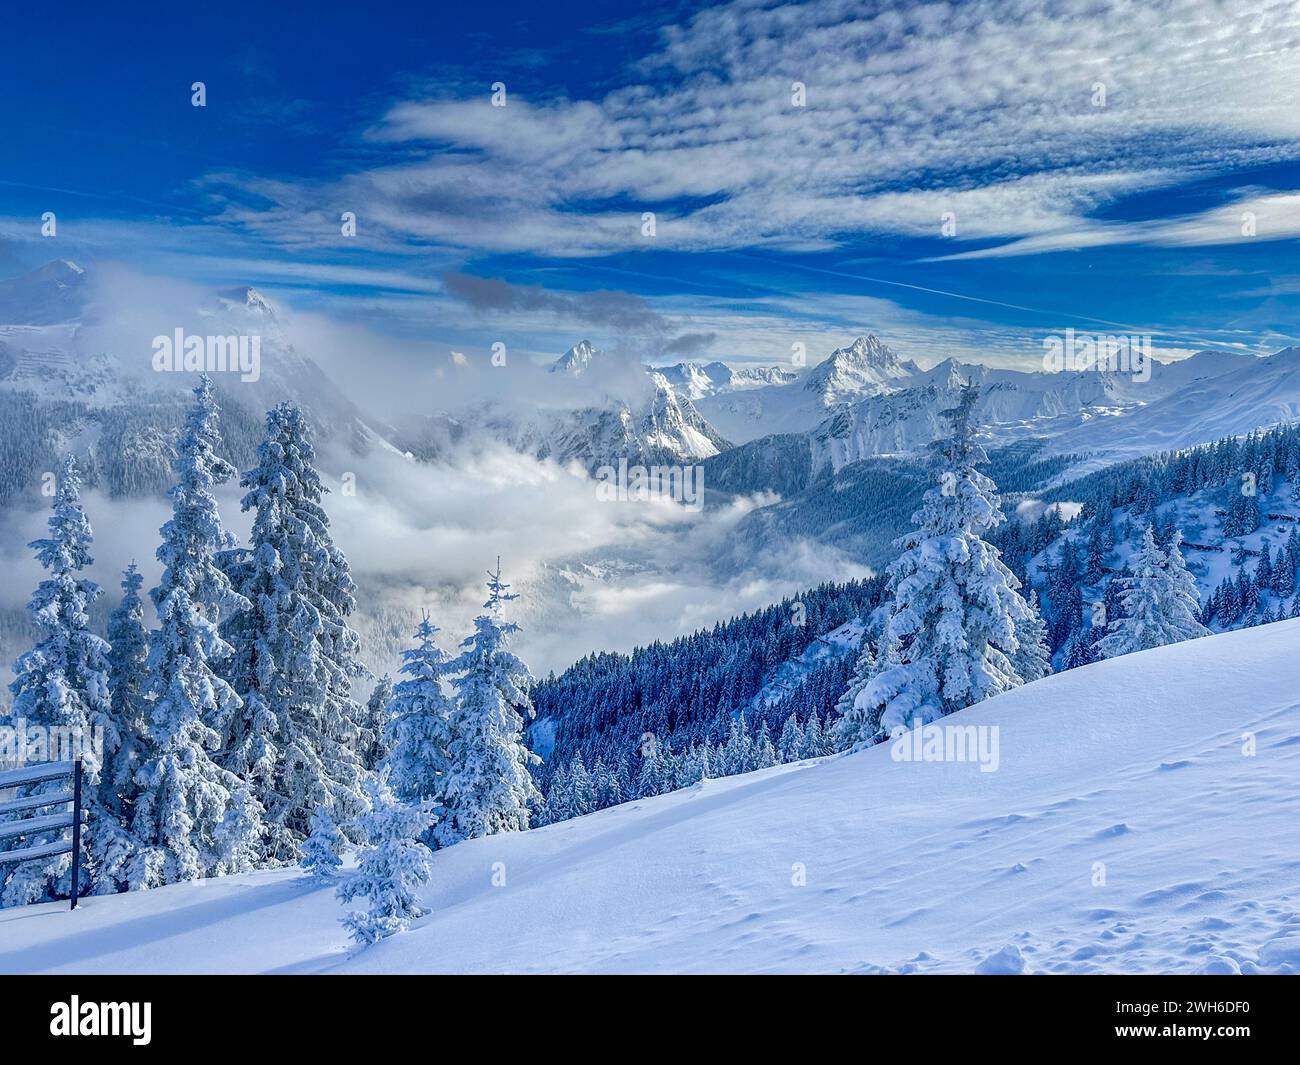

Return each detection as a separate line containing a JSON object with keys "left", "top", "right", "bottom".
{"left": 0, "top": 759, "right": 84, "bottom": 909}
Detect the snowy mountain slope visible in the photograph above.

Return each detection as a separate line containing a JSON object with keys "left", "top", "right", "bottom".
{"left": 707, "top": 442, "right": 1076, "bottom": 571}
{"left": 1027, "top": 464, "right": 1300, "bottom": 677}
{"left": 655, "top": 359, "right": 797, "bottom": 399}
{"left": 4, "top": 620, "right": 1298, "bottom": 974}
{"left": 716, "top": 456, "right": 932, "bottom": 568}
{"left": 0, "top": 259, "right": 89, "bottom": 326}
{"left": 750, "top": 617, "right": 867, "bottom": 711}
{"left": 1045, "top": 347, "right": 1300, "bottom": 472}
{"left": 0, "top": 264, "right": 402, "bottom": 496}
{"left": 806, "top": 352, "right": 1275, "bottom": 476}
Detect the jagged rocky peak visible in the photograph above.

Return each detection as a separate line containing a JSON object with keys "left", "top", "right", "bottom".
{"left": 216, "top": 285, "right": 277, "bottom": 317}
{"left": 551, "top": 339, "right": 599, "bottom": 375}
{"left": 804, "top": 334, "right": 915, "bottom": 402}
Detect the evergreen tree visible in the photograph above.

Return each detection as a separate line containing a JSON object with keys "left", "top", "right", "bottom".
{"left": 1256, "top": 548, "right": 1274, "bottom": 597}
{"left": 1222, "top": 483, "right": 1261, "bottom": 538}
{"left": 614, "top": 753, "right": 634, "bottom": 797}
{"left": 801, "top": 711, "right": 827, "bottom": 758}
{"left": 834, "top": 385, "right": 1037, "bottom": 749}
{"left": 674, "top": 745, "right": 705, "bottom": 789}
{"left": 544, "top": 761, "right": 573, "bottom": 823}
{"left": 1083, "top": 515, "right": 1111, "bottom": 584}
{"left": 637, "top": 742, "right": 660, "bottom": 798}
{"left": 433, "top": 560, "right": 541, "bottom": 847}
{"left": 754, "top": 721, "right": 777, "bottom": 769}
{"left": 1011, "top": 590, "right": 1052, "bottom": 683}
{"left": 383, "top": 615, "right": 454, "bottom": 823}
{"left": 221, "top": 402, "right": 369, "bottom": 861}
{"left": 300, "top": 804, "right": 345, "bottom": 880}
{"left": 636, "top": 742, "right": 666, "bottom": 798}
{"left": 359, "top": 674, "right": 394, "bottom": 770}
{"left": 104, "top": 563, "right": 149, "bottom": 819}
{"left": 592, "top": 757, "right": 622, "bottom": 809}
{"left": 1238, "top": 568, "right": 1260, "bottom": 617}
{"left": 1273, "top": 548, "right": 1295, "bottom": 599}
{"left": 777, "top": 711, "right": 805, "bottom": 762}
{"left": 131, "top": 377, "right": 264, "bottom": 888}
{"left": 1097, "top": 528, "right": 1209, "bottom": 658}
{"left": 568, "top": 754, "right": 596, "bottom": 817}
{"left": 1046, "top": 540, "right": 1083, "bottom": 649}
{"left": 833, "top": 636, "right": 875, "bottom": 726}
{"left": 658, "top": 739, "right": 681, "bottom": 788}
{"left": 1061, "top": 628, "right": 1097, "bottom": 670}
{"left": 2, "top": 456, "right": 124, "bottom": 906}
{"left": 337, "top": 775, "right": 433, "bottom": 945}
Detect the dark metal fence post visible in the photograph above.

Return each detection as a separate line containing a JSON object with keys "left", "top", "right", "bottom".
{"left": 70, "top": 759, "right": 83, "bottom": 911}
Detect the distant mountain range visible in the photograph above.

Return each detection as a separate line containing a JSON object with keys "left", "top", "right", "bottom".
{"left": 674, "top": 333, "right": 1296, "bottom": 490}
{"left": 2, "top": 257, "right": 1298, "bottom": 693}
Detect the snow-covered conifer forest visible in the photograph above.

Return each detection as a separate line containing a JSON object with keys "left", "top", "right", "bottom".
{"left": 2, "top": 0, "right": 1299, "bottom": 997}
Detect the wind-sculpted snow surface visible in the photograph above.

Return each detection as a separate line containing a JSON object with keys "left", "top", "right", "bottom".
{"left": 2, "top": 621, "right": 1298, "bottom": 974}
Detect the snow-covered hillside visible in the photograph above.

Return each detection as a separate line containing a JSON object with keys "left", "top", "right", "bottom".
{"left": 4, "top": 620, "right": 1297, "bottom": 974}
{"left": 1046, "top": 346, "right": 1300, "bottom": 472}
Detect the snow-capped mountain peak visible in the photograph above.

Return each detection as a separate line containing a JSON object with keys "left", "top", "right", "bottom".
{"left": 216, "top": 285, "right": 278, "bottom": 318}
{"left": 550, "top": 339, "right": 598, "bottom": 375}
{"left": 37, "top": 258, "right": 84, "bottom": 281}
{"left": 0, "top": 258, "right": 90, "bottom": 325}
{"left": 803, "top": 334, "right": 916, "bottom": 403}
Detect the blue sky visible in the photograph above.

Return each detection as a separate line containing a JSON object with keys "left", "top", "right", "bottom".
{"left": 3, "top": 0, "right": 1299, "bottom": 370}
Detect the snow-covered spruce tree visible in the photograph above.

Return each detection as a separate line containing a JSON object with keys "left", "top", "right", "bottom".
{"left": 637, "top": 742, "right": 668, "bottom": 797}
{"left": 1275, "top": 551, "right": 1296, "bottom": 600}
{"left": 592, "top": 756, "right": 621, "bottom": 809}
{"left": 541, "top": 761, "right": 571, "bottom": 825}
{"left": 1222, "top": 482, "right": 1261, "bottom": 538}
{"left": 383, "top": 615, "right": 454, "bottom": 822}
{"left": 359, "top": 673, "right": 394, "bottom": 770}
{"left": 722, "top": 712, "right": 754, "bottom": 775}
{"left": 800, "top": 711, "right": 827, "bottom": 758}
{"left": 833, "top": 636, "right": 876, "bottom": 725}
{"left": 337, "top": 774, "right": 434, "bottom": 945}
{"left": 2, "top": 456, "right": 125, "bottom": 906}
{"left": 220, "top": 402, "right": 369, "bottom": 862}
{"left": 568, "top": 754, "right": 596, "bottom": 816}
{"left": 834, "top": 384, "right": 1037, "bottom": 750}
{"left": 432, "top": 560, "right": 541, "bottom": 848}
{"left": 131, "top": 376, "right": 264, "bottom": 888}
{"left": 777, "top": 711, "right": 805, "bottom": 762}
{"left": 300, "top": 804, "right": 345, "bottom": 881}
{"left": 754, "top": 721, "right": 777, "bottom": 769}
{"left": 1096, "top": 527, "right": 1209, "bottom": 659}
{"left": 673, "top": 744, "right": 705, "bottom": 789}
{"left": 104, "top": 562, "right": 150, "bottom": 819}
{"left": 1011, "top": 591, "right": 1052, "bottom": 683}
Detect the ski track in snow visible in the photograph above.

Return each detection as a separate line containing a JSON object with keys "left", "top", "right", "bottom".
{"left": 2, "top": 621, "right": 1299, "bottom": 974}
